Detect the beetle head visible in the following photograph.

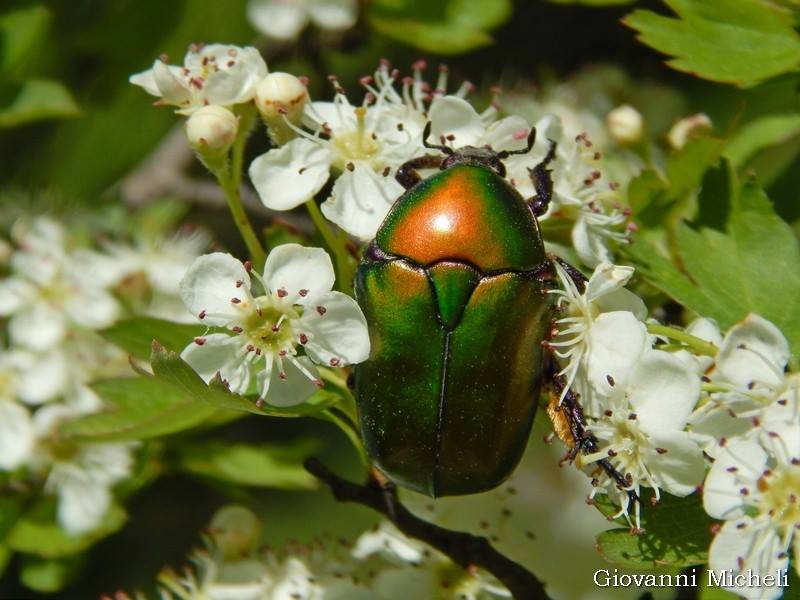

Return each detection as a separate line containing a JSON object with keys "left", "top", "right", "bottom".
{"left": 421, "top": 121, "right": 536, "bottom": 177}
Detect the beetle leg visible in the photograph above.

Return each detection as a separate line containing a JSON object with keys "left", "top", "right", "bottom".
{"left": 553, "top": 256, "right": 588, "bottom": 292}
{"left": 395, "top": 155, "right": 444, "bottom": 190}
{"left": 526, "top": 140, "right": 557, "bottom": 217}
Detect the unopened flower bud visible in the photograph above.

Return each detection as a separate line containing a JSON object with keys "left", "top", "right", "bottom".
{"left": 667, "top": 113, "right": 712, "bottom": 149}
{"left": 185, "top": 105, "right": 238, "bottom": 159}
{"left": 255, "top": 72, "right": 308, "bottom": 145}
{"left": 607, "top": 105, "right": 643, "bottom": 145}
{"left": 209, "top": 505, "right": 262, "bottom": 560}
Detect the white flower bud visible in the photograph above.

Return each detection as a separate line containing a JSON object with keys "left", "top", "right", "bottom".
{"left": 185, "top": 105, "right": 238, "bottom": 157}
{"left": 606, "top": 104, "right": 643, "bottom": 145}
{"left": 255, "top": 72, "right": 308, "bottom": 145}
{"left": 667, "top": 113, "right": 712, "bottom": 149}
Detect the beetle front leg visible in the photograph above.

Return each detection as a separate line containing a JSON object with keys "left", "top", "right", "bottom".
{"left": 395, "top": 155, "right": 444, "bottom": 190}
{"left": 526, "top": 140, "right": 557, "bottom": 217}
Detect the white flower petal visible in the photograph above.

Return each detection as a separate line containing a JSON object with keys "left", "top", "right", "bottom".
{"left": 180, "top": 253, "right": 249, "bottom": 325}
{"left": 265, "top": 356, "right": 318, "bottom": 407}
{"left": 262, "top": 244, "right": 335, "bottom": 304}
{"left": 301, "top": 291, "right": 370, "bottom": 366}
{"left": 703, "top": 439, "right": 766, "bottom": 520}
{"left": 689, "top": 393, "right": 761, "bottom": 457}
{"left": 128, "top": 67, "right": 160, "bottom": 96}
{"left": 12, "top": 349, "right": 69, "bottom": 405}
{"left": 482, "top": 116, "right": 531, "bottom": 152}
{"left": 0, "top": 276, "right": 35, "bottom": 315}
{"left": 181, "top": 333, "right": 250, "bottom": 394}
{"left": 152, "top": 60, "right": 192, "bottom": 106}
{"left": 709, "top": 518, "right": 788, "bottom": 600}
{"left": 717, "top": 314, "right": 790, "bottom": 389}
{"left": 429, "top": 96, "right": 484, "bottom": 147}
{"left": 64, "top": 288, "right": 120, "bottom": 330}
{"left": 307, "top": 0, "right": 358, "bottom": 30}
{"left": 643, "top": 429, "right": 704, "bottom": 496}
{"left": 204, "top": 47, "right": 267, "bottom": 106}
{"left": 627, "top": 350, "right": 700, "bottom": 433}
{"left": 247, "top": 0, "right": 309, "bottom": 40}
{"left": 57, "top": 472, "right": 111, "bottom": 535}
{"left": 584, "top": 263, "right": 634, "bottom": 301}
{"left": 9, "top": 303, "right": 66, "bottom": 349}
{"left": 585, "top": 311, "right": 648, "bottom": 394}
{"left": 249, "top": 138, "right": 332, "bottom": 211}
{"left": 0, "top": 400, "right": 34, "bottom": 471}
{"left": 572, "top": 214, "right": 612, "bottom": 268}
{"left": 321, "top": 166, "right": 403, "bottom": 241}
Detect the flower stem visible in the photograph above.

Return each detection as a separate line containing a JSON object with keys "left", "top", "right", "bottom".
{"left": 647, "top": 323, "right": 718, "bottom": 357}
{"left": 305, "top": 200, "right": 355, "bottom": 292}
{"left": 215, "top": 104, "right": 266, "bottom": 269}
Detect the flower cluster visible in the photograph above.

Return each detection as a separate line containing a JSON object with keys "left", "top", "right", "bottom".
{"left": 179, "top": 244, "right": 369, "bottom": 406}
{"left": 0, "top": 215, "right": 207, "bottom": 536}
{"left": 550, "top": 261, "right": 800, "bottom": 598}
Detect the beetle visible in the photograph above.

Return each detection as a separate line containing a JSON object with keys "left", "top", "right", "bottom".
{"left": 353, "top": 123, "right": 623, "bottom": 497}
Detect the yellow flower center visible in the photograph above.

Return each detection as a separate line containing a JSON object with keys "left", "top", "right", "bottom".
{"left": 758, "top": 464, "right": 800, "bottom": 529}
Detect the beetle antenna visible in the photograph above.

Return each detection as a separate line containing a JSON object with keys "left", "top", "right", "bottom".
{"left": 497, "top": 127, "right": 537, "bottom": 158}
{"left": 422, "top": 122, "right": 453, "bottom": 155}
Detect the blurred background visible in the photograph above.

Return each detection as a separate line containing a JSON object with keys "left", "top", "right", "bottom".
{"left": 1, "top": 0, "right": 798, "bottom": 597}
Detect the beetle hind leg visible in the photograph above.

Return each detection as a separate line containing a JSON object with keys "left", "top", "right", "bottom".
{"left": 395, "top": 155, "right": 444, "bottom": 190}
{"left": 526, "top": 140, "right": 557, "bottom": 217}
{"left": 547, "top": 372, "right": 640, "bottom": 527}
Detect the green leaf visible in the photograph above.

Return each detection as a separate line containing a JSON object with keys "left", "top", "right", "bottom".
{"left": 624, "top": 0, "right": 800, "bottom": 87}
{"left": 59, "top": 376, "right": 218, "bottom": 442}
{"left": 8, "top": 501, "right": 126, "bottom": 558}
{"left": 100, "top": 317, "right": 206, "bottom": 360}
{"left": 594, "top": 491, "right": 715, "bottom": 569}
{"left": 0, "top": 5, "right": 51, "bottom": 77}
{"left": 725, "top": 113, "right": 800, "bottom": 168}
{"left": 176, "top": 441, "right": 318, "bottom": 490}
{"left": 550, "top": 0, "right": 635, "bottom": 4}
{"left": 368, "top": 0, "right": 512, "bottom": 54}
{"left": 19, "top": 554, "right": 84, "bottom": 593}
{"left": 150, "top": 342, "right": 344, "bottom": 418}
{"left": 625, "top": 180, "right": 800, "bottom": 355}
{"left": 0, "top": 79, "right": 79, "bottom": 128}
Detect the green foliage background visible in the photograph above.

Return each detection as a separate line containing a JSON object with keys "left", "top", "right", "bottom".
{"left": 3, "top": 0, "right": 800, "bottom": 597}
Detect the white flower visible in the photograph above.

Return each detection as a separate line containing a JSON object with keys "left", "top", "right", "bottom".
{"left": 582, "top": 349, "right": 704, "bottom": 529}
{"left": 549, "top": 261, "right": 648, "bottom": 416}
{"left": 103, "top": 229, "right": 210, "bottom": 323}
{"left": 247, "top": 0, "right": 358, "bottom": 41}
{"left": 33, "top": 405, "right": 135, "bottom": 536}
{"left": 427, "top": 95, "right": 520, "bottom": 152}
{"left": 0, "top": 216, "right": 119, "bottom": 350}
{"left": 249, "top": 63, "right": 427, "bottom": 239}
{"left": 0, "top": 354, "right": 35, "bottom": 471}
{"left": 130, "top": 44, "right": 267, "bottom": 115}
{"left": 255, "top": 72, "right": 309, "bottom": 145}
{"left": 179, "top": 245, "right": 369, "bottom": 406}
{"left": 703, "top": 431, "right": 799, "bottom": 600}
{"left": 690, "top": 314, "right": 797, "bottom": 457}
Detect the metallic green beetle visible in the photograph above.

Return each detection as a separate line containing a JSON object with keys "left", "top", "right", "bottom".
{"left": 354, "top": 126, "right": 562, "bottom": 497}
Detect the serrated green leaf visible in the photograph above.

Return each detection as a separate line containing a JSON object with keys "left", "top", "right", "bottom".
{"left": 368, "top": 0, "right": 511, "bottom": 54}
{"left": 725, "top": 113, "right": 800, "bottom": 168}
{"left": 59, "top": 376, "right": 218, "bottom": 442}
{"left": 176, "top": 441, "right": 318, "bottom": 490}
{"left": 625, "top": 181, "right": 800, "bottom": 355}
{"left": 8, "top": 501, "right": 126, "bottom": 558}
{"left": 624, "top": 0, "right": 800, "bottom": 87}
{"left": 19, "top": 554, "right": 84, "bottom": 593}
{"left": 100, "top": 317, "right": 206, "bottom": 360}
{"left": 0, "top": 79, "right": 79, "bottom": 128}
{"left": 595, "top": 490, "right": 715, "bottom": 569}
